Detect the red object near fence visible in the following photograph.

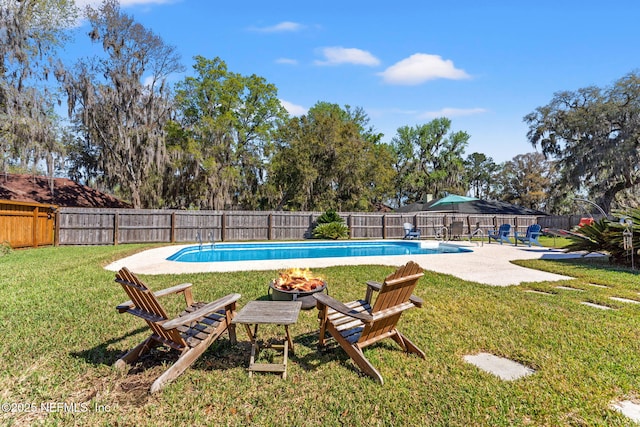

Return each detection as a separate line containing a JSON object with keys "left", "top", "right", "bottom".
{"left": 578, "top": 217, "right": 594, "bottom": 227}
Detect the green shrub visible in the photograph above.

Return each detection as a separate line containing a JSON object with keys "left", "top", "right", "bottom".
{"left": 312, "top": 222, "right": 349, "bottom": 239}
{"left": 312, "top": 209, "right": 349, "bottom": 239}
{"left": 315, "top": 208, "right": 344, "bottom": 225}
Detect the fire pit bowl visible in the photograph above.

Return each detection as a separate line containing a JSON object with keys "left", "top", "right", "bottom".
{"left": 268, "top": 268, "right": 329, "bottom": 310}
{"left": 268, "top": 280, "right": 327, "bottom": 310}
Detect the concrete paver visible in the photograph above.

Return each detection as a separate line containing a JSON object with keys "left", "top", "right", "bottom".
{"left": 463, "top": 352, "right": 535, "bottom": 380}
{"left": 555, "top": 286, "right": 584, "bottom": 291}
{"left": 581, "top": 302, "right": 614, "bottom": 310}
{"left": 610, "top": 297, "right": 640, "bottom": 304}
{"left": 611, "top": 400, "right": 640, "bottom": 422}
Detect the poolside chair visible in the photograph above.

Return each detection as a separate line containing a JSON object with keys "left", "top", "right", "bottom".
{"left": 114, "top": 267, "right": 240, "bottom": 393}
{"left": 403, "top": 222, "right": 421, "bottom": 239}
{"left": 448, "top": 221, "right": 464, "bottom": 240}
{"left": 515, "top": 224, "right": 542, "bottom": 247}
{"left": 488, "top": 223, "right": 512, "bottom": 244}
{"left": 313, "top": 261, "right": 425, "bottom": 384}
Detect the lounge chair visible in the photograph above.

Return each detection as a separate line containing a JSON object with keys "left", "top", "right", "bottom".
{"left": 403, "top": 222, "right": 421, "bottom": 239}
{"left": 313, "top": 261, "right": 425, "bottom": 384}
{"left": 448, "top": 221, "right": 464, "bottom": 240}
{"left": 114, "top": 267, "right": 240, "bottom": 393}
{"left": 515, "top": 224, "right": 542, "bottom": 247}
{"left": 488, "top": 223, "right": 512, "bottom": 244}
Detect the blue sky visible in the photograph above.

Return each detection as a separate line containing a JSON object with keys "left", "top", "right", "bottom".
{"left": 71, "top": 0, "right": 640, "bottom": 163}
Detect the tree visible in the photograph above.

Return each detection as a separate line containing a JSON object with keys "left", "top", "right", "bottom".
{"left": 524, "top": 71, "right": 640, "bottom": 214}
{"left": 166, "top": 56, "right": 287, "bottom": 210}
{"left": 391, "top": 118, "right": 469, "bottom": 206}
{"left": 59, "top": 0, "right": 183, "bottom": 208}
{"left": 270, "top": 102, "right": 394, "bottom": 211}
{"left": 464, "top": 152, "right": 498, "bottom": 199}
{"left": 492, "top": 152, "right": 551, "bottom": 211}
{"left": 0, "top": 0, "right": 77, "bottom": 175}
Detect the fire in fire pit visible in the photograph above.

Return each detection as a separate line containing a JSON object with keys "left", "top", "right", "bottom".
{"left": 273, "top": 268, "right": 325, "bottom": 292}
{"left": 269, "top": 268, "right": 327, "bottom": 310}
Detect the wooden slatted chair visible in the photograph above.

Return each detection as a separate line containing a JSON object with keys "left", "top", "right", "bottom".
{"left": 313, "top": 261, "right": 425, "bottom": 384}
{"left": 114, "top": 267, "right": 240, "bottom": 393}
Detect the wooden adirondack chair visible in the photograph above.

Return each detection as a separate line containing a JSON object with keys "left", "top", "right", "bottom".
{"left": 114, "top": 267, "right": 240, "bottom": 393}
{"left": 313, "top": 261, "right": 425, "bottom": 384}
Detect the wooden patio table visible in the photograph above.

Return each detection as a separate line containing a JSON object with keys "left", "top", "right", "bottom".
{"left": 232, "top": 300, "right": 302, "bottom": 379}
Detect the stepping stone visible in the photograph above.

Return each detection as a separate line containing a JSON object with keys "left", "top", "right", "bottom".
{"left": 525, "top": 290, "right": 554, "bottom": 296}
{"left": 610, "top": 297, "right": 640, "bottom": 304}
{"left": 611, "top": 400, "right": 640, "bottom": 422}
{"left": 588, "top": 283, "right": 608, "bottom": 288}
{"left": 555, "top": 286, "right": 584, "bottom": 291}
{"left": 463, "top": 352, "right": 535, "bottom": 381}
{"left": 581, "top": 302, "right": 613, "bottom": 310}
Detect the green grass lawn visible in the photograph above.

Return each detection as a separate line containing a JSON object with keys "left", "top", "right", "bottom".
{"left": 2, "top": 244, "right": 640, "bottom": 426}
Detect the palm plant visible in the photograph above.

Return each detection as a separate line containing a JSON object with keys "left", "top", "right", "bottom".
{"left": 565, "top": 209, "right": 640, "bottom": 265}
{"left": 312, "top": 209, "right": 349, "bottom": 239}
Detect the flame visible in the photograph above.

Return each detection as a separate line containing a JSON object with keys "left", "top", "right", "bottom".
{"left": 273, "top": 268, "right": 325, "bottom": 292}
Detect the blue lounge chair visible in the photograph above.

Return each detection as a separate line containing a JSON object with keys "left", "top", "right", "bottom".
{"left": 515, "top": 224, "right": 542, "bottom": 247}
{"left": 403, "top": 222, "right": 420, "bottom": 239}
{"left": 488, "top": 224, "right": 512, "bottom": 244}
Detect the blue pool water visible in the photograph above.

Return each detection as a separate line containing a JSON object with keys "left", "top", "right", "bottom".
{"left": 166, "top": 240, "right": 472, "bottom": 263}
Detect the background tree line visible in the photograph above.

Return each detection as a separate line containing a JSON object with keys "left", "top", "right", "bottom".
{"left": 2, "top": 0, "right": 639, "bottom": 215}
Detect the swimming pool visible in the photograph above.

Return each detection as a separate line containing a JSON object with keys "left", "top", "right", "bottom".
{"left": 166, "top": 240, "right": 472, "bottom": 263}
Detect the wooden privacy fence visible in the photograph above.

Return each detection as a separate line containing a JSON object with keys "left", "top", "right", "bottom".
{"left": 537, "top": 214, "right": 606, "bottom": 230}
{"left": 0, "top": 200, "right": 57, "bottom": 248}
{"left": 56, "top": 207, "right": 543, "bottom": 246}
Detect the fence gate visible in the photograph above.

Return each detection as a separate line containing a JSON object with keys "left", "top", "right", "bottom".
{"left": 0, "top": 200, "right": 57, "bottom": 248}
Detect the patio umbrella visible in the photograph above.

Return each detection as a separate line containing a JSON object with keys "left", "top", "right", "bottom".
{"left": 430, "top": 194, "right": 478, "bottom": 211}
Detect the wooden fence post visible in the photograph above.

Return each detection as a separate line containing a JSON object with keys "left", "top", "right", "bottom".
{"left": 221, "top": 212, "right": 226, "bottom": 242}
{"left": 170, "top": 212, "right": 176, "bottom": 243}
{"left": 268, "top": 213, "right": 273, "bottom": 240}
{"left": 113, "top": 212, "right": 119, "bottom": 245}
{"left": 54, "top": 211, "right": 60, "bottom": 246}
{"left": 382, "top": 215, "right": 387, "bottom": 239}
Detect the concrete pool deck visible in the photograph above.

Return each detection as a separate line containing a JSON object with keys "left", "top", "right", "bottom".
{"left": 104, "top": 240, "right": 587, "bottom": 286}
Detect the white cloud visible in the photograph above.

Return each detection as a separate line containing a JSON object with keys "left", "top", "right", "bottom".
{"left": 379, "top": 53, "right": 469, "bottom": 85}
{"left": 419, "top": 107, "right": 487, "bottom": 119}
{"left": 275, "top": 58, "right": 299, "bottom": 65}
{"left": 280, "top": 100, "right": 307, "bottom": 116}
{"left": 314, "top": 47, "right": 380, "bottom": 66}
{"left": 251, "top": 21, "right": 305, "bottom": 33}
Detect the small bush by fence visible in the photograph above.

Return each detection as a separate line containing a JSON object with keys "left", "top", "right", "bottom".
{"left": 55, "top": 207, "right": 543, "bottom": 245}
{"left": 0, "top": 200, "right": 57, "bottom": 248}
